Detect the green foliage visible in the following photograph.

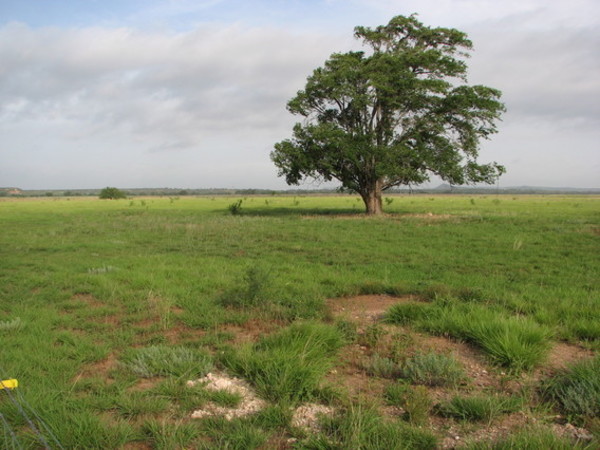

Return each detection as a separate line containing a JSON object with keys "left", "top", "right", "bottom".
{"left": 437, "top": 394, "right": 522, "bottom": 424}
{"left": 99, "top": 186, "right": 126, "bottom": 199}
{"left": 541, "top": 356, "right": 600, "bottom": 418}
{"left": 272, "top": 15, "right": 505, "bottom": 213}
{"left": 120, "top": 345, "right": 213, "bottom": 378}
{"left": 221, "top": 321, "right": 344, "bottom": 404}
{"left": 400, "top": 352, "right": 465, "bottom": 387}
{"left": 199, "top": 417, "right": 267, "bottom": 449}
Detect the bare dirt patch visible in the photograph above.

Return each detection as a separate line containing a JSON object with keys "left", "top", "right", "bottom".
{"left": 327, "top": 294, "right": 410, "bottom": 323}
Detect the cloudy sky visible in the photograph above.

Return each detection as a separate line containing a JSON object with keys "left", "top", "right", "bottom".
{"left": 1, "top": 0, "right": 598, "bottom": 190}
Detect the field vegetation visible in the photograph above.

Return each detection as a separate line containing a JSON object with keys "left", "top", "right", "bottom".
{"left": 0, "top": 194, "right": 598, "bottom": 448}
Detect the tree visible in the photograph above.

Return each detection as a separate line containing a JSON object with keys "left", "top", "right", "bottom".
{"left": 99, "top": 187, "right": 126, "bottom": 199}
{"left": 271, "top": 15, "right": 505, "bottom": 214}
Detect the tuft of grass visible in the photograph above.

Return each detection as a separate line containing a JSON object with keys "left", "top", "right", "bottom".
{"left": 143, "top": 419, "right": 200, "bottom": 450}
{"left": 198, "top": 417, "right": 267, "bottom": 449}
{"left": 114, "top": 391, "right": 170, "bottom": 418}
{"left": 400, "top": 352, "right": 465, "bottom": 387}
{"left": 541, "top": 356, "right": 600, "bottom": 419}
{"left": 0, "top": 317, "right": 22, "bottom": 332}
{"left": 304, "top": 404, "right": 437, "bottom": 449}
{"left": 218, "top": 266, "right": 271, "bottom": 309}
{"left": 387, "top": 301, "right": 553, "bottom": 371}
{"left": 437, "top": 394, "right": 522, "bottom": 425}
{"left": 221, "top": 321, "right": 344, "bottom": 405}
{"left": 120, "top": 345, "right": 213, "bottom": 378}
{"left": 464, "top": 426, "right": 595, "bottom": 449}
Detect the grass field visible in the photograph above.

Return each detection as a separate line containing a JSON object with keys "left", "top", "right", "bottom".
{"left": 0, "top": 194, "right": 598, "bottom": 448}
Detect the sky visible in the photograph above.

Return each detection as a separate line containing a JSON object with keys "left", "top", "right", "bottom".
{"left": 0, "top": 0, "right": 598, "bottom": 190}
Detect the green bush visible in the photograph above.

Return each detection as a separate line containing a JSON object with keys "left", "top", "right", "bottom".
{"left": 99, "top": 187, "right": 126, "bottom": 199}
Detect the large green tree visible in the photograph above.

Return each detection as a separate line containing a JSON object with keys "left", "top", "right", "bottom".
{"left": 272, "top": 15, "right": 505, "bottom": 214}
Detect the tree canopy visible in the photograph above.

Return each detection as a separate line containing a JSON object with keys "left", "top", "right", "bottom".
{"left": 271, "top": 15, "right": 505, "bottom": 214}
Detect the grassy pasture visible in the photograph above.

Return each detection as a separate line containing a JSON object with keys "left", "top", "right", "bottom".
{"left": 0, "top": 194, "right": 598, "bottom": 448}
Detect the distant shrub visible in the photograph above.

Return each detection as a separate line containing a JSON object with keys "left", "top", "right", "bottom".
{"left": 228, "top": 199, "right": 243, "bottom": 215}
{"left": 99, "top": 187, "right": 126, "bottom": 199}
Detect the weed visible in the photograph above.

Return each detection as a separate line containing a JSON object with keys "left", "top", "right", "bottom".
{"left": 199, "top": 417, "right": 267, "bottom": 449}
{"left": 400, "top": 352, "right": 465, "bottom": 387}
{"left": 365, "top": 354, "right": 400, "bottom": 378}
{"left": 359, "top": 323, "right": 387, "bottom": 348}
{"left": 120, "top": 345, "right": 213, "bottom": 378}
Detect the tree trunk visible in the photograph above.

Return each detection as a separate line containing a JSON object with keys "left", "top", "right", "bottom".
{"left": 360, "top": 180, "right": 383, "bottom": 215}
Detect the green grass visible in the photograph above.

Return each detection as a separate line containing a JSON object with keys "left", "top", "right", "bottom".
{"left": 541, "top": 356, "right": 600, "bottom": 419}
{"left": 0, "top": 194, "right": 598, "bottom": 447}
{"left": 437, "top": 394, "right": 522, "bottom": 425}
{"left": 399, "top": 352, "right": 465, "bottom": 386}
{"left": 221, "top": 321, "right": 345, "bottom": 405}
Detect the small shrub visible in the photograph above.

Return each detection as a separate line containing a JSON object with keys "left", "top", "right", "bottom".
{"left": 403, "top": 385, "right": 432, "bottom": 426}
{"left": 365, "top": 354, "right": 400, "bottom": 378}
{"left": 120, "top": 345, "right": 213, "bottom": 378}
{"left": 359, "top": 323, "right": 387, "bottom": 348}
{"left": 541, "top": 356, "right": 600, "bottom": 418}
{"left": 99, "top": 187, "right": 126, "bottom": 199}
{"left": 228, "top": 199, "right": 243, "bottom": 215}
{"left": 400, "top": 352, "right": 465, "bottom": 387}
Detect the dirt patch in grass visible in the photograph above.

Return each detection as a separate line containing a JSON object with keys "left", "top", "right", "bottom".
{"left": 327, "top": 294, "right": 410, "bottom": 323}
{"left": 220, "top": 318, "right": 286, "bottom": 345}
